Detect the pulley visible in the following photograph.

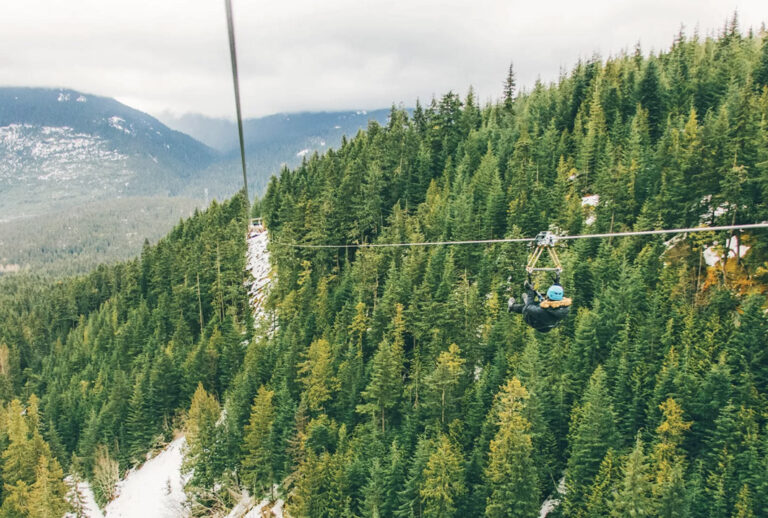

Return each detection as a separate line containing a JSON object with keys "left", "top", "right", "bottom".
{"left": 525, "top": 231, "right": 563, "bottom": 280}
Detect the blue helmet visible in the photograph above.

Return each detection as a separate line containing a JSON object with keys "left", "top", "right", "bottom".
{"left": 547, "top": 285, "right": 564, "bottom": 301}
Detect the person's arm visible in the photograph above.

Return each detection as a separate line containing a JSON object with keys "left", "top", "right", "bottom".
{"left": 524, "top": 281, "right": 545, "bottom": 301}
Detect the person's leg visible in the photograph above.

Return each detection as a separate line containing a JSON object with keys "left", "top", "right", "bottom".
{"left": 523, "top": 287, "right": 537, "bottom": 306}
{"left": 508, "top": 296, "right": 524, "bottom": 314}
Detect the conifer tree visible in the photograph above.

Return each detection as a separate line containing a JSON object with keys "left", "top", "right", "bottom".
{"left": 652, "top": 398, "right": 692, "bottom": 518}
{"left": 503, "top": 63, "right": 516, "bottom": 111}
{"left": 363, "top": 458, "right": 387, "bottom": 518}
{"left": 27, "top": 454, "right": 70, "bottom": 517}
{"left": 425, "top": 344, "right": 465, "bottom": 425}
{"left": 732, "top": 484, "right": 755, "bottom": 518}
{"left": 183, "top": 383, "right": 222, "bottom": 487}
{"left": 240, "top": 385, "right": 276, "bottom": 496}
{"left": 563, "top": 366, "right": 618, "bottom": 513}
{"left": 583, "top": 449, "right": 617, "bottom": 518}
{"left": 484, "top": 378, "right": 539, "bottom": 518}
{"left": 298, "top": 339, "right": 339, "bottom": 414}
{"left": 421, "top": 434, "right": 465, "bottom": 518}
{"left": 611, "top": 436, "right": 654, "bottom": 517}
{"left": 358, "top": 339, "right": 404, "bottom": 432}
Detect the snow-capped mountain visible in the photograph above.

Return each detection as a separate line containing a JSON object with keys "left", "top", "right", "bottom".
{"left": 0, "top": 87, "right": 217, "bottom": 219}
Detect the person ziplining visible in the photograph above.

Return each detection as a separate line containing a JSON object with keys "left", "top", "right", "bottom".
{"left": 508, "top": 280, "right": 572, "bottom": 333}
{"left": 507, "top": 231, "right": 572, "bottom": 332}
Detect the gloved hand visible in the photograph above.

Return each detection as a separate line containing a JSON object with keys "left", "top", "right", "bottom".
{"left": 507, "top": 297, "right": 516, "bottom": 311}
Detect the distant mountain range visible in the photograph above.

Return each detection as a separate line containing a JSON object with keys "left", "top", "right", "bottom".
{"left": 0, "top": 87, "right": 217, "bottom": 219}
{"left": 0, "top": 86, "right": 396, "bottom": 274}
{"left": 0, "top": 87, "right": 395, "bottom": 220}
{"left": 159, "top": 109, "right": 395, "bottom": 154}
{"left": 159, "top": 108, "right": 395, "bottom": 197}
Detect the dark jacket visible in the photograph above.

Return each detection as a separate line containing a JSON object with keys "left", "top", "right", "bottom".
{"left": 522, "top": 299, "right": 571, "bottom": 333}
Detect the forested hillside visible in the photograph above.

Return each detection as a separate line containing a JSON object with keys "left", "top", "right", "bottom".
{"left": 0, "top": 17, "right": 768, "bottom": 518}
{"left": 0, "top": 195, "right": 250, "bottom": 513}
{"left": 179, "top": 20, "right": 768, "bottom": 517}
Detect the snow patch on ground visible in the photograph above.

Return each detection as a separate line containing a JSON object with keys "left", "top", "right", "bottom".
{"left": 65, "top": 477, "right": 104, "bottom": 518}
{"left": 103, "top": 437, "right": 188, "bottom": 518}
{"left": 699, "top": 195, "right": 734, "bottom": 223}
{"left": 0, "top": 123, "right": 128, "bottom": 182}
{"left": 582, "top": 194, "right": 599, "bottom": 225}
{"left": 539, "top": 477, "right": 565, "bottom": 518}
{"left": 703, "top": 239, "right": 750, "bottom": 266}
{"left": 246, "top": 224, "right": 274, "bottom": 329}
{"left": 108, "top": 116, "right": 133, "bottom": 135}
{"left": 225, "top": 488, "right": 284, "bottom": 518}
{"left": 244, "top": 498, "right": 284, "bottom": 518}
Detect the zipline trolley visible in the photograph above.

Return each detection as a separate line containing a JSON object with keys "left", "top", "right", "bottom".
{"left": 526, "top": 231, "right": 563, "bottom": 283}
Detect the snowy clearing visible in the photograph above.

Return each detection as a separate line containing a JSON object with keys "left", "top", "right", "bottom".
{"left": 225, "top": 488, "right": 284, "bottom": 518}
{"left": 703, "top": 239, "right": 750, "bottom": 267}
{"left": 246, "top": 224, "right": 273, "bottom": 327}
{"left": 103, "top": 437, "right": 188, "bottom": 518}
{"left": 581, "top": 194, "right": 599, "bottom": 207}
{"left": 65, "top": 478, "right": 104, "bottom": 518}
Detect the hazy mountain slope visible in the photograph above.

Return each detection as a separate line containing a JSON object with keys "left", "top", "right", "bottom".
{"left": 159, "top": 109, "right": 393, "bottom": 154}
{"left": 0, "top": 87, "right": 218, "bottom": 219}
{"left": 0, "top": 89, "right": 395, "bottom": 275}
{"left": 161, "top": 109, "right": 396, "bottom": 199}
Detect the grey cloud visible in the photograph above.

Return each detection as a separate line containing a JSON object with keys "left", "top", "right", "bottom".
{"left": 0, "top": 0, "right": 765, "bottom": 118}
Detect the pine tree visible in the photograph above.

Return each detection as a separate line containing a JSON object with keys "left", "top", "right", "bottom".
{"left": 363, "top": 458, "right": 387, "bottom": 518}
{"left": 638, "top": 58, "right": 667, "bottom": 141}
{"left": 610, "top": 436, "right": 655, "bottom": 517}
{"left": 503, "top": 63, "right": 516, "bottom": 111}
{"left": 732, "top": 484, "right": 755, "bottom": 518}
{"left": 183, "top": 383, "right": 222, "bottom": 487}
{"left": 652, "top": 398, "right": 692, "bottom": 518}
{"left": 484, "top": 378, "right": 539, "bottom": 518}
{"left": 583, "top": 450, "right": 617, "bottom": 518}
{"left": 421, "top": 434, "right": 465, "bottom": 518}
{"left": 240, "top": 385, "right": 276, "bottom": 496}
{"left": 426, "top": 344, "right": 465, "bottom": 426}
{"left": 298, "top": 338, "right": 339, "bottom": 414}
{"left": 358, "top": 339, "right": 404, "bottom": 432}
{"left": 2, "top": 399, "right": 37, "bottom": 487}
{"left": 754, "top": 36, "right": 768, "bottom": 89}
{"left": 563, "top": 366, "right": 618, "bottom": 514}
{"left": 396, "top": 435, "right": 434, "bottom": 518}
{"left": 27, "top": 454, "right": 70, "bottom": 517}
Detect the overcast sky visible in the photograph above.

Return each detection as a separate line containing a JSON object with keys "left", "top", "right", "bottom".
{"left": 1, "top": 0, "right": 765, "bottom": 119}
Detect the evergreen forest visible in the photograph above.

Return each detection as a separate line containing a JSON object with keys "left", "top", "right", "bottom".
{"left": 2, "top": 17, "right": 768, "bottom": 517}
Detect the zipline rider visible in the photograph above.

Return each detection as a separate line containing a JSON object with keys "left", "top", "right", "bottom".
{"left": 508, "top": 281, "right": 571, "bottom": 333}
{"left": 507, "top": 231, "right": 572, "bottom": 332}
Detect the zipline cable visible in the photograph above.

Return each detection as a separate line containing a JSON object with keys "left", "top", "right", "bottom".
{"left": 225, "top": 0, "right": 249, "bottom": 207}
{"left": 272, "top": 222, "right": 768, "bottom": 249}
